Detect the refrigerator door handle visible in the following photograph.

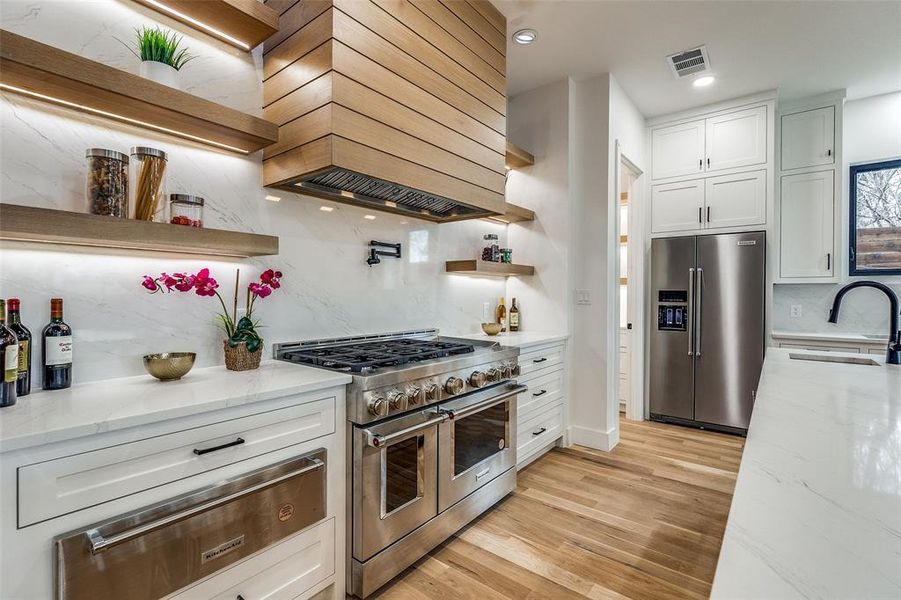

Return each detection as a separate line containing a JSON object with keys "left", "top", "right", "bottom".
{"left": 695, "top": 267, "right": 704, "bottom": 357}
{"left": 688, "top": 267, "right": 695, "bottom": 356}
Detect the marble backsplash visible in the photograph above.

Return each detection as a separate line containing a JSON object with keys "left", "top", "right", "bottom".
{"left": 0, "top": 0, "right": 507, "bottom": 384}
{"left": 773, "top": 283, "right": 901, "bottom": 335}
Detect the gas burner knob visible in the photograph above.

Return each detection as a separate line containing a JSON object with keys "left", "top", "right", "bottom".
{"left": 367, "top": 395, "right": 388, "bottom": 417}
{"left": 407, "top": 385, "right": 423, "bottom": 406}
{"left": 486, "top": 368, "right": 501, "bottom": 382}
{"left": 424, "top": 382, "right": 440, "bottom": 401}
{"left": 387, "top": 389, "right": 408, "bottom": 411}
{"left": 501, "top": 363, "right": 513, "bottom": 378}
{"left": 469, "top": 371, "right": 487, "bottom": 388}
{"left": 445, "top": 377, "right": 464, "bottom": 395}
{"left": 511, "top": 363, "right": 521, "bottom": 377}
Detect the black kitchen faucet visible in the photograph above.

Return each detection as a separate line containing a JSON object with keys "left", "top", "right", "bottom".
{"left": 828, "top": 281, "right": 901, "bottom": 365}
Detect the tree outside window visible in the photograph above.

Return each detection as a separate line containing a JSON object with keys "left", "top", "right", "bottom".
{"left": 850, "top": 159, "right": 901, "bottom": 275}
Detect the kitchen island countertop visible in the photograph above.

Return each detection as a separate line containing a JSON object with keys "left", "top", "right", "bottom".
{"left": 0, "top": 360, "right": 351, "bottom": 453}
{"left": 711, "top": 348, "right": 901, "bottom": 599}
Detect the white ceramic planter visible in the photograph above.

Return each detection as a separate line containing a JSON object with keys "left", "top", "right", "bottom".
{"left": 139, "top": 61, "right": 180, "bottom": 89}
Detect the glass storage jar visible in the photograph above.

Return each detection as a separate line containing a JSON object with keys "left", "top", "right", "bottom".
{"left": 85, "top": 149, "right": 128, "bottom": 218}
{"left": 169, "top": 194, "right": 204, "bottom": 227}
{"left": 129, "top": 146, "right": 168, "bottom": 222}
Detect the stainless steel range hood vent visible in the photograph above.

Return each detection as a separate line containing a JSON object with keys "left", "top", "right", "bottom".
{"left": 295, "top": 168, "right": 487, "bottom": 221}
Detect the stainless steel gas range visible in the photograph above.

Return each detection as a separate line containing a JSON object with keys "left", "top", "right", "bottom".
{"left": 275, "top": 329, "right": 523, "bottom": 598}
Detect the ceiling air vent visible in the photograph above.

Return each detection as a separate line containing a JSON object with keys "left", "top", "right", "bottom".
{"left": 667, "top": 46, "right": 710, "bottom": 79}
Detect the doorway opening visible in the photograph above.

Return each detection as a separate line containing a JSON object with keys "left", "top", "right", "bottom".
{"left": 617, "top": 155, "right": 644, "bottom": 422}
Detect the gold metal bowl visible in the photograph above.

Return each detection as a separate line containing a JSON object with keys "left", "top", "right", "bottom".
{"left": 481, "top": 323, "right": 502, "bottom": 336}
{"left": 143, "top": 352, "right": 196, "bottom": 381}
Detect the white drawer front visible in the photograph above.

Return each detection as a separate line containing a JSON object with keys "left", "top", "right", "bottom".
{"left": 167, "top": 518, "right": 335, "bottom": 600}
{"left": 517, "top": 405, "right": 563, "bottom": 459}
{"left": 19, "top": 397, "right": 335, "bottom": 527}
{"left": 518, "top": 343, "right": 565, "bottom": 377}
{"left": 517, "top": 370, "right": 564, "bottom": 419}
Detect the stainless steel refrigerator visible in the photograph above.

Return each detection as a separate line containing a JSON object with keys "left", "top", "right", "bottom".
{"left": 649, "top": 231, "right": 765, "bottom": 433}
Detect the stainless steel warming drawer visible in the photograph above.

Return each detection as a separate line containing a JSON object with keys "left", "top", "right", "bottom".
{"left": 54, "top": 449, "right": 327, "bottom": 600}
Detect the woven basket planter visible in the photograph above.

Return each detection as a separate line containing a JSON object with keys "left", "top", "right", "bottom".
{"left": 223, "top": 340, "right": 262, "bottom": 371}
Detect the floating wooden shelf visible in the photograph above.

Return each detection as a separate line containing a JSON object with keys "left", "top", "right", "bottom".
{"left": 0, "top": 204, "right": 279, "bottom": 257}
{"left": 484, "top": 202, "right": 535, "bottom": 224}
{"left": 620, "top": 234, "right": 628, "bottom": 244}
{"left": 619, "top": 277, "right": 628, "bottom": 285}
{"left": 0, "top": 30, "right": 278, "bottom": 154}
{"left": 620, "top": 192, "right": 629, "bottom": 204}
{"left": 132, "top": 0, "right": 279, "bottom": 50}
{"left": 505, "top": 142, "right": 535, "bottom": 169}
{"left": 445, "top": 260, "right": 535, "bottom": 277}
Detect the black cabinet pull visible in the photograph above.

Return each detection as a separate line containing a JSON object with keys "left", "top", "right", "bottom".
{"left": 827, "top": 149, "right": 832, "bottom": 157}
{"left": 707, "top": 157, "right": 711, "bottom": 167}
{"left": 194, "top": 437, "right": 245, "bottom": 455}
{"left": 827, "top": 253, "right": 831, "bottom": 271}
{"left": 532, "top": 427, "right": 547, "bottom": 436}
{"left": 707, "top": 206, "right": 711, "bottom": 222}
{"left": 532, "top": 357, "right": 548, "bottom": 363}
{"left": 698, "top": 207, "right": 702, "bottom": 224}
{"left": 532, "top": 389, "right": 548, "bottom": 397}
{"left": 699, "top": 158, "right": 703, "bottom": 169}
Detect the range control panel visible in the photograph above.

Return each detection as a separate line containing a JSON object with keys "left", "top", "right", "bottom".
{"left": 657, "top": 290, "right": 688, "bottom": 332}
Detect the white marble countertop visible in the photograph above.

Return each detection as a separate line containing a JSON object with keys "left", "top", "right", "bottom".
{"left": 449, "top": 331, "right": 569, "bottom": 348}
{"left": 772, "top": 330, "right": 889, "bottom": 343}
{"left": 711, "top": 348, "right": 901, "bottom": 599}
{"left": 0, "top": 361, "right": 351, "bottom": 453}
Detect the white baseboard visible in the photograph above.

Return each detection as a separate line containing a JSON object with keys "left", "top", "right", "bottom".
{"left": 567, "top": 424, "right": 619, "bottom": 451}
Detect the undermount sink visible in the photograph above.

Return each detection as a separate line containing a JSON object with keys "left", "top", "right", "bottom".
{"left": 789, "top": 353, "right": 880, "bottom": 366}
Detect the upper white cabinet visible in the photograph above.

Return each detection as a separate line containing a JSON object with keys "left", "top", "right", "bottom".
{"left": 705, "top": 170, "right": 767, "bottom": 229}
{"left": 780, "top": 106, "right": 835, "bottom": 171}
{"left": 651, "top": 179, "right": 705, "bottom": 233}
{"left": 651, "top": 106, "right": 768, "bottom": 180}
{"left": 780, "top": 170, "right": 834, "bottom": 278}
{"left": 705, "top": 106, "right": 768, "bottom": 172}
{"left": 651, "top": 120, "right": 705, "bottom": 179}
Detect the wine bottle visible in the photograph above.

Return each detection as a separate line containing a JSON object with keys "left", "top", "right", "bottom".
{"left": 42, "top": 298, "right": 72, "bottom": 391}
{"left": 509, "top": 298, "right": 520, "bottom": 332}
{"left": 7, "top": 298, "right": 31, "bottom": 397}
{"left": 495, "top": 297, "right": 506, "bottom": 333}
{"left": 0, "top": 300, "right": 19, "bottom": 407}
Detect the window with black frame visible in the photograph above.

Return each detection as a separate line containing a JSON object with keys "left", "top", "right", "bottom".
{"left": 850, "top": 158, "right": 901, "bottom": 275}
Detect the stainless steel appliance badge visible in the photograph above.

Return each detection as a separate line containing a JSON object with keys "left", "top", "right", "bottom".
{"left": 201, "top": 535, "right": 245, "bottom": 564}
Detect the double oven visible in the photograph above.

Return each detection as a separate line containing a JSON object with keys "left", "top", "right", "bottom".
{"left": 350, "top": 382, "right": 523, "bottom": 595}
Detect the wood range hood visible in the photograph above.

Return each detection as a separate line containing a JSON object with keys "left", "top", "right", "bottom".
{"left": 262, "top": 0, "right": 507, "bottom": 222}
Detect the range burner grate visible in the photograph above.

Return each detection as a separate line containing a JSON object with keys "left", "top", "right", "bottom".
{"left": 282, "top": 339, "right": 475, "bottom": 373}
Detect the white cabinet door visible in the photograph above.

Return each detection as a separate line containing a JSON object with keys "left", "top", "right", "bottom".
{"left": 781, "top": 106, "right": 835, "bottom": 171}
{"left": 704, "top": 170, "right": 767, "bottom": 230}
{"left": 651, "top": 119, "right": 705, "bottom": 180}
{"left": 705, "top": 106, "right": 767, "bottom": 172}
{"left": 780, "top": 170, "right": 834, "bottom": 278}
{"left": 651, "top": 179, "right": 704, "bottom": 233}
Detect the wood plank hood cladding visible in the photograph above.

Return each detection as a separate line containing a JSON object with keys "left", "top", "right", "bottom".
{"left": 261, "top": 0, "right": 507, "bottom": 222}
{"left": 0, "top": 30, "right": 278, "bottom": 154}
{"left": 131, "top": 0, "right": 279, "bottom": 50}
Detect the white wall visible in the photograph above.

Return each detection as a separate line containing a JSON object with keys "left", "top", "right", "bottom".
{"left": 773, "top": 91, "right": 901, "bottom": 334}
{"left": 0, "top": 0, "right": 506, "bottom": 384}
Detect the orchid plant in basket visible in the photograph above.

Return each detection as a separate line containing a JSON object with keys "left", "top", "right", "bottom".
{"left": 141, "top": 267, "right": 283, "bottom": 353}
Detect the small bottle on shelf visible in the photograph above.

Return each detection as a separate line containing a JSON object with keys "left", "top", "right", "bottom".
{"left": 42, "top": 298, "right": 73, "bottom": 391}
{"left": 0, "top": 300, "right": 19, "bottom": 407}
{"left": 7, "top": 298, "right": 32, "bottom": 397}
{"left": 509, "top": 298, "right": 520, "bottom": 332}
{"left": 495, "top": 297, "right": 507, "bottom": 332}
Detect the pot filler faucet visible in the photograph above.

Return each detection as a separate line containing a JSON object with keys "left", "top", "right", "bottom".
{"left": 828, "top": 281, "right": 901, "bottom": 365}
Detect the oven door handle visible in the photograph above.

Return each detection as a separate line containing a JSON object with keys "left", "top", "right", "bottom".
{"left": 363, "top": 412, "right": 448, "bottom": 448}
{"left": 86, "top": 456, "right": 324, "bottom": 554}
{"left": 442, "top": 384, "right": 526, "bottom": 421}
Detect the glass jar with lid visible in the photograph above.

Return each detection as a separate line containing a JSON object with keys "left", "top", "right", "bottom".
{"left": 129, "top": 146, "right": 168, "bottom": 222}
{"left": 85, "top": 149, "right": 128, "bottom": 218}
{"left": 169, "top": 194, "right": 204, "bottom": 228}
{"left": 481, "top": 233, "right": 500, "bottom": 262}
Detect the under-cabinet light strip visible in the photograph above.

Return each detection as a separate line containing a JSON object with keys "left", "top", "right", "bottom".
{"left": 0, "top": 83, "right": 250, "bottom": 154}
{"left": 139, "top": 0, "right": 251, "bottom": 50}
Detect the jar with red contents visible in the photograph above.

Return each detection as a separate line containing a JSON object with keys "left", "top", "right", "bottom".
{"left": 169, "top": 194, "right": 204, "bottom": 227}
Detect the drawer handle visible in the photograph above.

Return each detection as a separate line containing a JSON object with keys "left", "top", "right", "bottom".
{"left": 475, "top": 467, "right": 491, "bottom": 480}
{"left": 532, "top": 389, "right": 548, "bottom": 397}
{"left": 193, "top": 437, "right": 245, "bottom": 456}
{"left": 532, "top": 357, "right": 548, "bottom": 363}
{"left": 532, "top": 427, "right": 547, "bottom": 436}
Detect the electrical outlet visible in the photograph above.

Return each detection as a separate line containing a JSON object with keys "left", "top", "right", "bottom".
{"left": 576, "top": 290, "right": 591, "bottom": 305}
{"left": 790, "top": 304, "right": 802, "bottom": 318}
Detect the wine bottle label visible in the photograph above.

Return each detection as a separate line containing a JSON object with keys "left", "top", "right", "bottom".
{"left": 46, "top": 336, "right": 73, "bottom": 366}
{"left": 4, "top": 344, "right": 19, "bottom": 383}
{"left": 17, "top": 340, "right": 28, "bottom": 373}
{"left": 510, "top": 313, "right": 519, "bottom": 327}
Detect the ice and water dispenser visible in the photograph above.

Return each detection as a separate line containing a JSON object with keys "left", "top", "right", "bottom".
{"left": 657, "top": 290, "right": 688, "bottom": 332}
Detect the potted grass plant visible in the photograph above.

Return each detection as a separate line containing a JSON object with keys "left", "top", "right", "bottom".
{"left": 129, "top": 26, "right": 194, "bottom": 89}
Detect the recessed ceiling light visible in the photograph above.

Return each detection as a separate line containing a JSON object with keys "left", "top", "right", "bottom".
{"left": 265, "top": 194, "right": 281, "bottom": 202}
{"left": 320, "top": 206, "right": 334, "bottom": 212}
{"left": 693, "top": 75, "right": 716, "bottom": 88}
{"left": 364, "top": 214, "right": 376, "bottom": 220}
{"left": 512, "top": 29, "right": 537, "bottom": 45}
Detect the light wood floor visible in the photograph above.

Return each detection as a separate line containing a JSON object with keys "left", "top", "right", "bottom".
{"left": 371, "top": 419, "right": 745, "bottom": 600}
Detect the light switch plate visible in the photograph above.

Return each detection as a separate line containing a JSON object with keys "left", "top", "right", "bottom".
{"left": 790, "top": 304, "right": 802, "bottom": 318}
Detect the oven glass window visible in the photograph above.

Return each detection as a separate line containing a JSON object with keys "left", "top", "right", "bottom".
{"left": 454, "top": 403, "right": 508, "bottom": 475}
{"left": 384, "top": 436, "right": 422, "bottom": 514}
